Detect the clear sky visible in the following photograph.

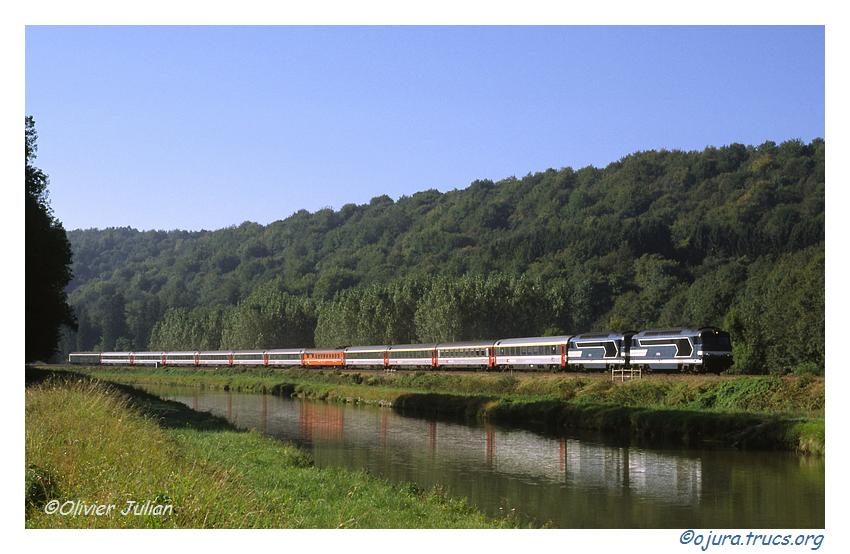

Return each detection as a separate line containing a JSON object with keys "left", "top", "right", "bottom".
{"left": 25, "top": 26, "right": 824, "bottom": 232}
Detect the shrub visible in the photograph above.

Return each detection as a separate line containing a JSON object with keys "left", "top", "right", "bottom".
{"left": 793, "top": 362, "right": 821, "bottom": 377}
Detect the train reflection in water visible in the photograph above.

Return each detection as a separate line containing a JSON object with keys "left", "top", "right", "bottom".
{"left": 166, "top": 387, "right": 822, "bottom": 528}
{"left": 290, "top": 400, "right": 701, "bottom": 505}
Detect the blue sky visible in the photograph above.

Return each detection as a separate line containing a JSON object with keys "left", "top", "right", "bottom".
{"left": 25, "top": 26, "right": 824, "bottom": 231}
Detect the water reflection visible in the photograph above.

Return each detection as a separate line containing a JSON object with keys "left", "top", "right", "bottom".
{"left": 146, "top": 386, "right": 824, "bottom": 528}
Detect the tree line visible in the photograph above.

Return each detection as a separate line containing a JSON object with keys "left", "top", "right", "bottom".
{"left": 59, "top": 139, "right": 825, "bottom": 374}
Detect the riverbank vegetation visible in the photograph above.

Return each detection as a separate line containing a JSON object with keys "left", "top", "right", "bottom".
{"left": 54, "top": 365, "right": 824, "bottom": 455}
{"left": 25, "top": 368, "right": 507, "bottom": 528}
{"left": 61, "top": 140, "right": 823, "bottom": 375}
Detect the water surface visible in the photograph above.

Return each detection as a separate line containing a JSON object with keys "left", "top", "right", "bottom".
{"left": 145, "top": 385, "right": 824, "bottom": 528}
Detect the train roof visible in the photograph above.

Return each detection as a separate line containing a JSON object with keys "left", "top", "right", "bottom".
{"left": 494, "top": 336, "right": 571, "bottom": 346}
{"left": 265, "top": 348, "right": 305, "bottom": 353}
{"left": 570, "top": 331, "right": 633, "bottom": 341}
{"left": 387, "top": 343, "right": 438, "bottom": 351}
{"left": 302, "top": 348, "right": 345, "bottom": 353}
{"left": 436, "top": 340, "right": 496, "bottom": 349}
{"left": 344, "top": 345, "right": 389, "bottom": 352}
{"left": 632, "top": 328, "right": 700, "bottom": 338}
{"left": 697, "top": 326, "right": 727, "bottom": 334}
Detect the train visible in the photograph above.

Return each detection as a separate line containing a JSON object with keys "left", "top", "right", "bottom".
{"left": 69, "top": 326, "right": 733, "bottom": 373}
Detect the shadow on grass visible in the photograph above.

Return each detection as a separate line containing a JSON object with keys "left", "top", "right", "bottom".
{"left": 392, "top": 390, "right": 823, "bottom": 453}
{"left": 26, "top": 366, "right": 235, "bottom": 432}
{"left": 392, "top": 392, "right": 495, "bottom": 422}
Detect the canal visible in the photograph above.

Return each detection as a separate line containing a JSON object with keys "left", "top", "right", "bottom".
{"left": 144, "top": 385, "right": 824, "bottom": 528}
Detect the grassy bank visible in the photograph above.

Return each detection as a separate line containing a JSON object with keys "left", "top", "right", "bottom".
{"left": 25, "top": 368, "right": 507, "bottom": 528}
{"left": 50, "top": 365, "right": 825, "bottom": 455}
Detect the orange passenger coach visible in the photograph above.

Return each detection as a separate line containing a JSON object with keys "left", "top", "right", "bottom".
{"left": 302, "top": 349, "right": 345, "bottom": 367}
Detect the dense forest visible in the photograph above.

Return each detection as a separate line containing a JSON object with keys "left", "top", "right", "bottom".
{"left": 59, "top": 139, "right": 825, "bottom": 374}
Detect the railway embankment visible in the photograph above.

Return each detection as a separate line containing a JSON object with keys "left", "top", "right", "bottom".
{"left": 25, "top": 367, "right": 508, "bottom": 528}
{"left": 50, "top": 365, "right": 825, "bottom": 455}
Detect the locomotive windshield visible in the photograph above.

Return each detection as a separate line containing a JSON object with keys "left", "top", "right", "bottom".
{"left": 701, "top": 331, "right": 731, "bottom": 350}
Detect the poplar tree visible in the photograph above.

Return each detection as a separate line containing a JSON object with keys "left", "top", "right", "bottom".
{"left": 26, "top": 116, "right": 75, "bottom": 361}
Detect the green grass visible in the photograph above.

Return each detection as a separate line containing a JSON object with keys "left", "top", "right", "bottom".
{"left": 47, "top": 364, "right": 824, "bottom": 454}
{"left": 25, "top": 369, "right": 507, "bottom": 528}
{"left": 53, "top": 365, "right": 824, "bottom": 417}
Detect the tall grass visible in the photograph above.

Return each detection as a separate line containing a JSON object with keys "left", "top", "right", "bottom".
{"left": 26, "top": 379, "right": 255, "bottom": 527}
{"left": 25, "top": 372, "right": 506, "bottom": 528}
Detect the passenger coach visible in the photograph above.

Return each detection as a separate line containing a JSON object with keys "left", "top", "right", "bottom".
{"left": 494, "top": 336, "right": 569, "bottom": 369}
{"left": 344, "top": 345, "right": 389, "bottom": 369}
{"left": 387, "top": 344, "right": 437, "bottom": 368}
{"left": 436, "top": 340, "right": 494, "bottom": 369}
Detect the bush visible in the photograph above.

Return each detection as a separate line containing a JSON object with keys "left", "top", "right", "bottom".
{"left": 793, "top": 362, "right": 821, "bottom": 376}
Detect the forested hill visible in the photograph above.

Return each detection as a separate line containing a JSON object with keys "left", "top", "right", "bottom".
{"left": 62, "top": 139, "right": 825, "bottom": 374}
